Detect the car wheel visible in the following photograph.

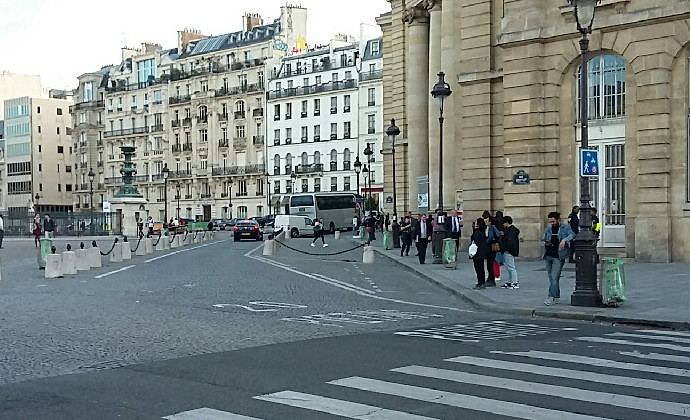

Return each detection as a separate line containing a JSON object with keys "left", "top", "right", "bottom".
{"left": 291, "top": 228, "right": 299, "bottom": 238}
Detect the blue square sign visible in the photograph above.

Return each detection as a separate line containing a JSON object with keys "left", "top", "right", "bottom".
{"left": 580, "top": 149, "right": 600, "bottom": 177}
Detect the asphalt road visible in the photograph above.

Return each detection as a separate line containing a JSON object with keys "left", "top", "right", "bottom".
{"left": 1, "top": 235, "right": 689, "bottom": 419}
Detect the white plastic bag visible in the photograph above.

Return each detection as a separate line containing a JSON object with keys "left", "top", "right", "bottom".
{"left": 468, "top": 241, "right": 478, "bottom": 258}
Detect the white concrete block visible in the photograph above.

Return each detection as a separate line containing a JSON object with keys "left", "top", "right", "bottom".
{"left": 263, "top": 239, "right": 275, "bottom": 256}
{"left": 61, "top": 251, "right": 77, "bottom": 275}
{"left": 135, "top": 238, "right": 147, "bottom": 256}
{"left": 363, "top": 246, "right": 375, "bottom": 264}
{"left": 144, "top": 237, "right": 153, "bottom": 254}
{"left": 122, "top": 242, "right": 132, "bottom": 260}
{"left": 184, "top": 233, "right": 193, "bottom": 246}
{"left": 76, "top": 249, "right": 91, "bottom": 271}
{"left": 334, "top": 231, "right": 341, "bottom": 240}
{"left": 170, "top": 234, "right": 179, "bottom": 249}
{"left": 154, "top": 236, "right": 165, "bottom": 251}
{"left": 109, "top": 243, "right": 123, "bottom": 263}
{"left": 163, "top": 235, "right": 171, "bottom": 250}
{"left": 89, "top": 247, "right": 102, "bottom": 268}
{"left": 45, "top": 254, "right": 63, "bottom": 279}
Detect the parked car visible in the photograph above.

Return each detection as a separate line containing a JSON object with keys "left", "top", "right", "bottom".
{"left": 273, "top": 215, "right": 315, "bottom": 238}
{"left": 211, "top": 218, "right": 234, "bottom": 231}
{"left": 233, "top": 219, "right": 263, "bottom": 242}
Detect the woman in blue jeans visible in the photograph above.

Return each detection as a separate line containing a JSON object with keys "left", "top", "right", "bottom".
{"left": 540, "top": 211, "right": 575, "bottom": 306}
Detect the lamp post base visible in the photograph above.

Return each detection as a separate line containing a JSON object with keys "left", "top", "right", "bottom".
{"left": 571, "top": 231, "right": 602, "bottom": 307}
{"left": 392, "top": 220, "right": 400, "bottom": 248}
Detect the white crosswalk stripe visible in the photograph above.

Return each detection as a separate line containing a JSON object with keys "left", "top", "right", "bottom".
{"left": 164, "top": 329, "right": 690, "bottom": 420}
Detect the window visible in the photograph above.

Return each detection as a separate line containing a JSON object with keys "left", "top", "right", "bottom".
{"left": 344, "top": 176, "right": 351, "bottom": 191}
{"left": 57, "top": 146, "right": 64, "bottom": 153}
{"left": 57, "top": 108, "right": 63, "bottom": 115}
{"left": 57, "top": 184, "right": 62, "bottom": 192}
{"left": 343, "top": 148, "right": 351, "bottom": 170}
{"left": 344, "top": 122, "right": 351, "bottom": 138}
{"left": 273, "top": 154, "right": 281, "bottom": 173}
{"left": 301, "top": 100, "right": 307, "bottom": 117}
{"left": 314, "top": 178, "right": 321, "bottom": 192}
{"left": 344, "top": 95, "right": 351, "bottom": 112}
{"left": 332, "top": 72, "right": 339, "bottom": 82}
{"left": 56, "top": 127, "right": 60, "bottom": 135}
{"left": 301, "top": 126, "right": 308, "bottom": 142}
{"left": 367, "top": 114, "right": 376, "bottom": 134}
{"left": 201, "top": 81, "right": 208, "bottom": 92}
{"left": 301, "top": 152, "right": 309, "bottom": 166}
{"left": 66, "top": 165, "right": 72, "bottom": 173}
{"left": 238, "top": 206, "right": 248, "bottom": 218}
{"left": 274, "top": 104, "right": 280, "bottom": 120}
{"left": 313, "top": 125, "right": 321, "bottom": 141}
{"left": 235, "top": 125, "right": 245, "bottom": 138}
{"left": 285, "top": 103, "right": 292, "bottom": 119}
{"left": 258, "top": 71, "right": 265, "bottom": 87}
{"left": 314, "top": 151, "right": 321, "bottom": 165}
{"left": 303, "top": 77, "right": 309, "bottom": 86}
{"left": 66, "top": 184, "right": 73, "bottom": 192}
{"left": 371, "top": 40, "right": 380, "bottom": 55}
{"left": 238, "top": 74, "right": 247, "bottom": 90}
{"left": 368, "top": 88, "right": 376, "bottom": 106}
{"left": 345, "top": 71, "right": 352, "bottom": 80}
{"left": 131, "top": 95, "right": 137, "bottom": 109}
{"left": 315, "top": 75, "right": 322, "bottom": 84}
{"left": 154, "top": 90, "right": 162, "bottom": 104}
{"left": 330, "top": 123, "right": 337, "bottom": 140}
{"left": 330, "top": 149, "right": 338, "bottom": 171}
{"left": 314, "top": 99, "right": 321, "bottom": 116}
{"left": 200, "top": 158, "right": 208, "bottom": 169}
{"left": 37, "top": 106, "right": 41, "bottom": 114}
{"left": 576, "top": 54, "right": 626, "bottom": 122}
{"left": 301, "top": 178, "right": 308, "bottom": 193}
{"left": 199, "top": 129, "right": 208, "bottom": 142}
{"left": 237, "top": 180, "right": 248, "bottom": 196}
{"left": 285, "top": 128, "right": 292, "bottom": 144}
{"left": 286, "top": 153, "right": 293, "bottom": 174}
{"left": 274, "top": 129, "right": 281, "bottom": 145}
{"left": 330, "top": 177, "right": 338, "bottom": 192}
{"left": 8, "top": 181, "right": 32, "bottom": 195}
{"left": 330, "top": 97, "right": 337, "bottom": 114}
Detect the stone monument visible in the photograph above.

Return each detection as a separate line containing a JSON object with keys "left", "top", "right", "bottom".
{"left": 110, "top": 146, "right": 147, "bottom": 238}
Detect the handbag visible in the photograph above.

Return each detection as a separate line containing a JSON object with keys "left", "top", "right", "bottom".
{"left": 489, "top": 226, "right": 501, "bottom": 252}
{"left": 468, "top": 241, "right": 478, "bottom": 258}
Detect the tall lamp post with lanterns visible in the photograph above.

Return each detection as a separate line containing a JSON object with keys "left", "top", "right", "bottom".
{"left": 228, "top": 178, "right": 234, "bottom": 219}
{"left": 363, "top": 143, "right": 374, "bottom": 214}
{"left": 175, "top": 182, "right": 181, "bottom": 219}
{"left": 162, "top": 163, "right": 170, "bottom": 229}
{"left": 569, "top": 0, "right": 602, "bottom": 307}
{"left": 88, "top": 168, "right": 95, "bottom": 235}
{"left": 430, "top": 71, "right": 452, "bottom": 264}
{"left": 386, "top": 119, "right": 401, "bottom": 248}
{"left": 354, "top": 156, "right": 362, "bottom": 220}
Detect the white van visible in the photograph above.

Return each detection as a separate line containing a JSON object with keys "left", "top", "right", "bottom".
{"left": 274, "top": 215, "right": 315, "bottom": 238}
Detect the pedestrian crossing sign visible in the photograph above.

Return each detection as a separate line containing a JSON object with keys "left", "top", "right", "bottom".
{"left": 580, "top": 149, "right": 599, "bottom": 177}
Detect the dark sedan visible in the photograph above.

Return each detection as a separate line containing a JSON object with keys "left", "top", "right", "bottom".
{"left": 233, "top": 220, "right": 263, "bottom": 242}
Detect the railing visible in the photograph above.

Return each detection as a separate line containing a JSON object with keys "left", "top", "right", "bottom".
{"left": 169, "top": 95, "right": 191, "bottom": 105}
{"left": 97, "top": 139, "right": 103, "bottom": 147}
{"left": 104, "top": 177, "right": 122, "bottom": 185}
{"left": 218, "top": 113, "right": 228, "bottom": 122}
{"left": 169, "top": 170, "right": 191, "bottom": 179}
{"left": 105, "top": 80, "right": 161, "bottom": 93}
{"left": 172, "top": 144, "right": 182, "bottom": 153}
{"left": 221, "top": 193, "right": 229, "bottom": 198}
{"left": 172, "top": 119, "right": 181, "bottom": 128}
{"left": 295, "top": 164, "right": 324, "bottom": 174}
{"left": 150, "top": 124, "right": 164, "bottom": 133}
{"left": 196, "top": 115, "right": 208, "bottom": 124}
{"left": 219, "top": 139, "right": 229, "bottom": 148}
{"left": 200, "top": 194, "right": 212, "bottom": 199}
{"left": 216, "top": 83, "right": 264, "bottom": 97}
{"left": 267, "top": 79, "right": 357, "bottom": 100}
{"left": 253, "top": 135, "right": 264, "bottom": 145}
{"left": 359, "top": 70, "right": 383, "bottom": 82}
{"left": 235, "top": 191, "right": 248, "bottom": 197}
{"left": 182, "top": 117, "right": 192, "bottom": 126}
{"left": 183, "top": 143, "right": 193, "bottom": 152}
{"left": 69, "top": 100, "right": 105, "bottom": 113}
{"left": 234, "top": 111, "right": 246, "bottom": 119}
{"left": 212, "top": 164, "right": 265, "bottom": 176}
{"left": 270, "top": 58, "right": 353, "bottom": 80}
{"left": 253, "top": 108, "right": 264, "bottom": 117}
{"left": 103, "top": 126, "right": 149, "bottom": 138}
{"left": 97, "top": 161, "right": 104, "bottom": 168}
{"left": 185, "top": 194, "right": 192, "bottom": 199}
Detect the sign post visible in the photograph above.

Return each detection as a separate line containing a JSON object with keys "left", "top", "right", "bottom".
{"left": 580, "top": 149, "right": 600, "bottom": 177}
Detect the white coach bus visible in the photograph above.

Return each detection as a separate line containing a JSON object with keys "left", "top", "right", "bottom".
{"left": 289, "top": 193, "right": 360, "bottom": 232}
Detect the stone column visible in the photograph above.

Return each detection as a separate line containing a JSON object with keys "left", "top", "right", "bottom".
{"left": 404, "top": 4, "right": 430, "bottom": 213}
{"left": 440, "top": 0, "right": 457, "bottom": 211}
{"left": 426, "top": 0, "right": 442, "bottom": 210}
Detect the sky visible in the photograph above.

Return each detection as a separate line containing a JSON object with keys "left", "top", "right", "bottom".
{"left": 0, "top": 0, "right": 391, "bottom": 90}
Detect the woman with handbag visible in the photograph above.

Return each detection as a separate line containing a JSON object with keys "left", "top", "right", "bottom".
{"left": 470, "top": 218, "right": 490, "bottom": 289}
{"left": 484, "top": 215, "right": 501, "bottom": 287}
{"left": 32, "top": 213, "right": 42, "bottom": 248}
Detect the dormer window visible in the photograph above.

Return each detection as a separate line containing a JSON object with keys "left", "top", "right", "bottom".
{"left": 371, "top": 41, "right": 380, "bottom": 55}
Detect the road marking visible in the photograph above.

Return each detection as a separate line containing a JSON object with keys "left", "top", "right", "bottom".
{"left": 608, "top": 332, "right": 690, "bottom": 344}
{"left": 282, "top": 309, "right": 443, "bottom": 328}
{"left": 145, "top": 241, "right": 221, "bottom": 263}
{"left": 309, "top": 273, "right": 376, "bottom": 295}
{"left": 637, "top": 329, "right": 690, "bottom": 338}
{"left": 94, "top": 265, "right": 135, "bottom": 279}
{"left": 212, "top": 304, "right": 277, "bottom": 312}
{"left": 393, "top": 365, "right": 690, "bottom": 416}
{"left": 619, "top": 351, "right": 690, "bottom": 364}
{"left": 247, "top": 301, "right": 307, "bottom": 309}
{"left": 247, "top": 255, "right": 472, "bottom": 313}
{"left": 330, "top": 377, "right": 614, "bottom": 420}
{"left": 163, "top": 408, "right": 262, "bottom": 419}
{"left": 445, "top": 355, "right": 690, "bottom": 395}
{"left": 494, "top": 350, "right": 690, "bottom": 377}
{"left": 395, "top": 321, "right": 564, "bottom": 342}
{"left": 577, "top": 336, "right": 690, "bottom": 353}
{"left": 255, "top": 391, "right": 438, "bottom": 420}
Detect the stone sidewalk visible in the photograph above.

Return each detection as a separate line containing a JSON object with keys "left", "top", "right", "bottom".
{"left": 358, "top": 236, "right": 690, "bottom": 330}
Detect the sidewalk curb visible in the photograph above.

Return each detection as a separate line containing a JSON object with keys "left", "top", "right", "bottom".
{"left": 364, "top": 242, "right": 690, "bottom": 331}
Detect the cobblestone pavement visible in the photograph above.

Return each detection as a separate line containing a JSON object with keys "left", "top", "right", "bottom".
{"left": 0, "top": 232, "right": 478, "bottom": 386}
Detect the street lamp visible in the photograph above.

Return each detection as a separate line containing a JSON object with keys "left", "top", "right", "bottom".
{"left": 290, "top": 170, "right": 296, "bottom": 193}
{"left": 34, "top": 193, "right": 40, "bottom": 213}
{"left": 354, "top": 156, "right": 362, "bottom": 219}
{"left": 430, "top": 71, "right": 452, "bottom": 264}
{"left": 228, "top": 178, "right": 234, "bottom": 219}
{"left": 162, "top": 163, "right": 170, "bottom": 229}
{"left": 363, "top": 143, "right": 374, "bottom": 214}
{"left": 175, "top": 182, "right": 181, "bottom": 219}
{"left": 386, "top": 119, "right": 401, "bottom": 248}
{"left": 569, "top": 0, "right": 602, "bottom": 307}
{"left": 88, "top": 168, "right": 95, "bottom": 235}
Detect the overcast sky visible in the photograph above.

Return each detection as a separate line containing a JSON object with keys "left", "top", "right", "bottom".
{"left": 0, "top": 0, "right": 390, "bottom": 90}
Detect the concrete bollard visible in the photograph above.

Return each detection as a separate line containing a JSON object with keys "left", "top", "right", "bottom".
{"left": 362, "top": 246, "right": 375, "bottom": 264}
{"left": 144, "top": 237, "right": 154, "bottom": 254}
{"left": 334, "top": 231, "right": 341, "bottom": 240}
{"left": 109, "top": 242, "right": 123, "bottom": 263}
{"left": 76, "top": 249, "right": 91, "bottom": 271}
{"left": 170, "top": 235, "right": 179, "bottom": 249}
{"left": 45, "top": 254, "right": 63, "bottom": 279}
{"left": 193, "top": 232, "right": 200, "bottom": 244}
{"left": 154, "top": 237, "right": 165, "bottom": 252}
{"left": 184, "top": 233, "right": 193, "bottom": 246}
{"left": 89, "top": 247, "right": 102, "bottom": 268}
{"left": 135, "top": 239, "right": 147, "bottom": 256}
{"left": 61, "top": 251, "right": 77, "bottom": 275}
{"left": 163, "top": 235, "right": 171, "bottom": 250}
{"left": 122, "top": 240, "right": 132, "bottom": 260}
{"left": 263, "top": 239, "right": 275, "bottom": 256}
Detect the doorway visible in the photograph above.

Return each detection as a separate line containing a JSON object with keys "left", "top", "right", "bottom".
{"left": 203, "top": 205, "right": 211, "bottom": 221}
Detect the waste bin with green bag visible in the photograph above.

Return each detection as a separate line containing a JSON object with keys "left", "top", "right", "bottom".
{"left": 382, "top": 231, "right": 393, "bottom": 250}
{"left": 37, "top": 237, "right": 53, "bottom": 269}
{"left": 599, "top": 257, "right": 626, "bottom": 307}
{"left": 442, "top": 237, "right": 457, "bottom": 268}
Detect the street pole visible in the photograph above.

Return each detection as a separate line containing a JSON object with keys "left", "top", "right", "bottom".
{"left": 570, "top": 0, "right": 602, "bottom": 307}
{"left": 387, "top": 119, "right": 401, "bottom": 248}
{"left": 354, "top": 156, "right": 362, "bottom": 221}
{"left": 228, "top": 178, "right": 233, "bottom": 219}
{"left": 88, "top": 168, "right": 95, "bottom": 235}
{"left": 431, "top": 72, "right": 452, "bottom": 264}
{"left": 162, "top": 163, "right": 170, "bottom": 230}
{"left": 176, "top": 182, "right": 181, "bottom": 219}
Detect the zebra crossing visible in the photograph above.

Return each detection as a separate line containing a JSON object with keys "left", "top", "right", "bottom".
{"left": 164, "top": 328, "right": 690, "bottom": 420}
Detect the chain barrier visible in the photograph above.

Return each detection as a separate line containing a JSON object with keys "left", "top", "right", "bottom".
{"left": 169, "top": 231, "right": 177, "bottom": 244}
{"left": 131, "top": 235, "right": 143, "bottom": 253}
{"left": 153, "top": 232, "right": 163, "bottom": 247}
{"left": 193, "top": 230, "right": 198, "bottom": 240}
{"left": 99, "top": 238, "right": 120, "bottom": 256}
{"left": 273, "top": 239, "right": 367, "bottom": 257}
{"left": 183, "top": 230, "right": 189, "bottom": 241}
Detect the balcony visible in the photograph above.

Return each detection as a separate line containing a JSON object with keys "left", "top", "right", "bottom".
{"left": 330, "top": 107, "right": 337, "bottom": 114}
{"left": 172, "top": 119, "right": 181, "bottom": 128}
{"left": 285, "top": 137, "right": 292, "bottom": 145}
{"left": 183, "top": 143, "right": 193, "bottom": 152}
{"left": 219, "top": 138, "right": 229, "bottom": 148}
{"left": 273, "top": 114, "right": 280, "bottom": 121}
{"left": 270, "top": 57, "right": 354, "bottom": 80}
{"left": 185, "top": 194, "right": 192, "bottom": 199}
{"left": 196, "top": 115, "right": 208, "bottom": 124}
{"left": 215, "top": 83, "right": 265, "bottom": 97}
{"left": 267, "top": 79, "right": 358, "bottom": 100}
{"left": 273, "top": 138, "right": 281, "bottom": 146}
{"left": 172, "top": 144, "right": 182, "bottom": 153}
{"left": 314, "top": 135, "right": 321, "bottom": 142}
{"left": 300, "top": 136, "right": 308, "bottom": 143}
{"left": 252, "top": 135, "right": 264, "bottom": 145}
{"left": 97, "top": 161, "right": 104, "bottom": 168}
{"left": 169, "top": 170, "right": 191, "bottom": 179}
{"left": 218, "top": 113, "right": 228, "bottom": 122}
{"left": 253, "top": 108, "right": 264, "bottom": 117}
{"left": 211, "top": 164, "right": 266, "bottom": 176}
{"left": 221, "top": 193, "right": 229, "bottom": 198}
{"left": 295, "top": 164, "right": 324, "bottom": 174}
{"left": 69, "top": 100, "right": 105, "bottom": 113}
{"left": 150, "top": 124, "right": 164, "bottom": 133}
{"left": 234, "top": 137, "right": 247, "bottom": 149}
{"left": 360, "top": 70, "right": 383, "bottom": 82}
{"left": 103, "top": 126, "right": 149, "bottom": 138}
{"left": 301, "top": 111, "right": 307, "bottom": 118}
{"left": 368, "top": 128, "right": 375, "bottom": 134}
{"left": 344, "top": 132, "right": 351, "bottom": 139}
{"left": 235, "top": 191, "right": 248, "bottom": 197}
{"left": 105, "top": 177, "right": 122, "bottom": 185}
{"left": 169, "top": 95, "right": 191, "bottom": 105}
{"left": 182, "top": 117, "right": 192, "bottom": 127}
{"left": 97, "top": 139, "right": 103, "bottom": 147}
{"left": 314, "top": 110, "right": 320, "bottom": 116}
{"left": 330, "top": 133, "right": 337, "bottom": 140}
{"left": 285, "top": 113, "right": 292, "bottom": 120}
{"left": 200, "top": 194, "right": 212, "bottom": 199}
{"left": 344, "top": 106, "right": 351, "bottom": 113}
{"left": 234, "top": 111, "right": 246, "bottom": 120}
{"left": 368, "top": 101, "right": 376, "bottom": 107}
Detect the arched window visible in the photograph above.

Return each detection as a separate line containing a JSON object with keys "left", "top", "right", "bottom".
{"left": 301, "top": 152, "right": 309, "bottom": 166}
{"left": 343, "top": 148, "right": 351, "bottom": 170}
{"left": 273, "top": 154, "right": 280, "bottom": 173}
{"left": 285, "top": 153, "right": 292, "bottom": 175}
{"left": 577, "top": 54, "right": 626, "bottom": 122}
{"left": 197, "top": 105, "right": 208, "bottom": 123}
{"left": 314, "top": 151, "right": 321, "bottom": 165}
{"left": 235, "top": 100, "right": 245, "bottom": 118}
{"left": 330, "top": 149, "right": 338, "bottom": 171}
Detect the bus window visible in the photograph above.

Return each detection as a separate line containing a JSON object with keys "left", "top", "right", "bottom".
{"left": 291, "top": 195, "right": 314, "bottom": 207}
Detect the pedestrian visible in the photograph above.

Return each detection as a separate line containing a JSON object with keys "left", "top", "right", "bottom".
{"left": 0, "top": 214, "right": 4, "bottom": 249}
{"left": 138, "top": 218, "right": 145, "bottom": 239}
{"left": 541, "top": 211, "right": 576, "bottom": 306}
{"left": 384, "top": 213, "right": 390, "bottom": 232}
{"left": 311, "top": 217, "right": 328, "bottom": 247}
{"left": 590, "top": 208, "right": 601, "bottom": 238}
{"left": 470, "top": 218, "right": 490, "bottom": 289}
{"left": 32, "top": 214, "right": 42, "bottom": 247}
{"left": 147, "top": 216, "right": 155, "bottom": 237}
{"left": 484, "top": 215, "right": 501, "bottom": 287}
{"left": 80, "top": 219, "right": 86, "bottom": 237}
{"left": 399, "top": 215, "right": 412, "bottom": 256}
{"left": 366, "top": 213, "right": 376, "bottom": 242}
{"left": 568, "top": 205, "right": 580, "bottom": 263}
{"left": 377, "top": 212, "right": 384, "bottom": 233}
{"left": 500, "top": 216, "right": 520, "bottom": 289}
{"left": 414, "top": 213, "right": 432, "bottom": 264}
{"left": 43, "top": 214, "right": 55, "bottom": 238}
{"left": 352, "top": 214, "right": 359, "bottom": 237}
{"left": 445, "top": 209, "right": 462, "bottom": 252}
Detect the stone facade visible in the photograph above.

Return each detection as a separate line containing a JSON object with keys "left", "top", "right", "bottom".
{"left": 379, "top": 0, "right": 690, "bottom": 262}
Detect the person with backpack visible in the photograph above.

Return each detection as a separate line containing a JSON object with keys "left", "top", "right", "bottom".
{"left": 310, "top": 218, "right": 328, "bottom": 248}
{"left": 500, "top": 216, "right": 521, "bottom": 289}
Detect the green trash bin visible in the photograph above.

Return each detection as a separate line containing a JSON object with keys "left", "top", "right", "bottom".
{"left": 37, "top": 237, "right": 52, "bottom": 269}
{"left": 442, "top": 238, "right": 457, "bottom": 269}
{"left": 383, "top": 231, "right": 392, "bottom": 250}
{"left": 359, "top": 226, "right": 365, "bottom": 240}
{"left": 599, "top": 257, "right": 626, "bottom": 307}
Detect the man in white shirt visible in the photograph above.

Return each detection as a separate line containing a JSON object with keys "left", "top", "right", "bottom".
{"left": 445, "top": 209, "right": 463, "bottom": 251}
{"left": 0, "top": 214, "right": 4, "bottom": 248}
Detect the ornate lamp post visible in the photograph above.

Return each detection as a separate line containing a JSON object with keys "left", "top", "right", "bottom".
{"left": 162, "top": 163, "right": 170, "bottom": 227}
{"left": 363, "top": 143, "right": 374, "bottom": 214}
{"left": 175, "top": 182, "right": 181, "bottom": 219}
{"left": 569, "top": 0, "right": 602, "bottom": 307}
{"left": 88, "top": 168, "right": 95, "bottom": 234}
{"left": 228, "top": 178, "right": 234, "bottom": 219}
{"left": 430, "top": 71, "right": 452, "bottom": 264}
{"left": 386, "top": 119, "right": 401, "bottom": 248}
{"left": 290, "top": 170, "right": 296, "bottom": 193}
{"left": 34, "top": 193, "right": 40, "bottom": 213}
{"left": 354, "top": 156, "right": 362, "bottom": 220}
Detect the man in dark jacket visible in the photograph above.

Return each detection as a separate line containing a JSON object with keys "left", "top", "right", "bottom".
{"left": 414, "top": 214, "right": 432, "bottom": 264}
{"left": 500, "top": 216, "right": 520, "bottom": 289}
{"left": 567, "top": 206, "right": 579, "bottom": 263}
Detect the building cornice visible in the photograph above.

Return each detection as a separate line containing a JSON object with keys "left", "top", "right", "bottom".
{"left": 457, "top": 70, "right": 503, "bottom": 86}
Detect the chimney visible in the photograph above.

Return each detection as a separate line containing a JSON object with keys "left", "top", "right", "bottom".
{"left": 177, "top": 28, "right": 208, "bottom": 52}
{"left": 243, "top": 13, "right": 264, "bottom": 32}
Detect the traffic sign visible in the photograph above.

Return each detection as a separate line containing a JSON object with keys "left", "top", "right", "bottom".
{"left": 580, "top": 149, "right": 600, "bottom": 177}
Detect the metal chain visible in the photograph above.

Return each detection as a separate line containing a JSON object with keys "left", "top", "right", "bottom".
{"left": 183, "top": 230, "right": 189, "bottom": 241}
{"left": 99, "top": 238, "right": 120, "bottom": 256}
{"left": 131, "top": 235, "right": 143, "bottom": 253}
{"left": 169, "top": 231, "right": 177, "bottom": 244}
{"left": 153, "top": 233, "right": 163, "bottom": 247}
{"left": 273, "top": 239, "right": 367, "bottom": 256}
